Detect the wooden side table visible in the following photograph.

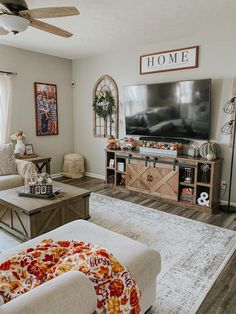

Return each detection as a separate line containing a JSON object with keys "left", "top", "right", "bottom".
{"left": 19, "top": 156, "right": 51, "bottom": 174}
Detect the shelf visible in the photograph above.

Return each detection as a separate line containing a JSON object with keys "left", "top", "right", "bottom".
{"left": 116, "top": 170, "right": 126, "bottom": 174}
{"left": 197, "top": 182, "right": 211, "bottom": 187}
{"left": 179, "top": 182, "right": 195, "bottom": 187}
{"left": 107, "top": 167, "right": 115, "bottom": 170}
{"left": 179, "top": 200, "right": 194, "bottom": 205}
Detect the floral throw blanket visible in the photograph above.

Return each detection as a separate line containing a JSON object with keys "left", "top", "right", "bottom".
{"left": 0, "top": 239, "right": 141, "bottom": 313}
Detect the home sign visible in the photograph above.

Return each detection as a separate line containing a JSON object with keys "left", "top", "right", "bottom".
{"left": 140, "top": 46, "right": 199, "bottom": 75}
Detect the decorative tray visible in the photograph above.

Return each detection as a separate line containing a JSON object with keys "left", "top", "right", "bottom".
{"left": 18, "top": 187, "right": 61, "bottom": 199}
{"left": 139, "top": 147, "right": 182, "bottom": 156}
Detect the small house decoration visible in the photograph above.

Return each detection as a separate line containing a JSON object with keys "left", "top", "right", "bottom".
{"left": 26, "top": 172, "right": 53, "bottom": 195}
{"left": 92, "top": 75, "right": 119, "bottom": 138}
{"left": 24, "top": 163, "right": 38, "bottom": 193}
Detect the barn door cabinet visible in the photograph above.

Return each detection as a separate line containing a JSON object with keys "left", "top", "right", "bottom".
{"left": 126, "top": 159, "right": 179, "bottom": 201}
{"left": 105, "top": 150, "right": 222, "bottom": 213}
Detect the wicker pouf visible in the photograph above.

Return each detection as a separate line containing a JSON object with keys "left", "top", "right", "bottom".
{"left": 63, "top": 153, "right": 85, "bottom": 179}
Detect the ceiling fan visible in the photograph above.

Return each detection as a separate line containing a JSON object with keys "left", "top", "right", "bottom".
{"left": 0, "top": 0, "right": 79, "bottom": 37}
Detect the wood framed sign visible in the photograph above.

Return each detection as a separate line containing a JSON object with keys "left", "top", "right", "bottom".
{"left": 140, "top": 46, "right": 199, "bottom": 75}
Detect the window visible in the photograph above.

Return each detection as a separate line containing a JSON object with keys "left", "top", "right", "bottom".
{"left": 0, "top": 73, "right": 13, "bottom": 143}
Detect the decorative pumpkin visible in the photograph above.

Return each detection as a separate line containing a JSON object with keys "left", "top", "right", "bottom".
{"left": 199, "top": 142, "right": 220, "bottom": 158}
{"left": 206, "top": 152, "right": 216, "bottom": 161}
{"left": 188, "top": 145, "right": 199, "bottom": 157}
{"left": 107, "top": 137, "right": 120, "bottom": 150}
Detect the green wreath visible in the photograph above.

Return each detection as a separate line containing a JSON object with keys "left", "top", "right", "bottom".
{"left": 93, "top": 90, "right": 115, "bottom": 119}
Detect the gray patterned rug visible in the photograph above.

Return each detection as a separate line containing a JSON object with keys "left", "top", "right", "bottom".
{"left": 89, "top": 193, "right": 236, "bottom": 314}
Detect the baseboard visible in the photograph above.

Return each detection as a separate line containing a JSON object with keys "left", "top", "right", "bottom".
{"left": 85, "top": 172, "right": 105, "bottom": 180}
{"left": 51, "top": 172, "right": 105, "bottom": 180}
{"left": 51, "top": 172, "right": 62, "bottom": 179}
{"left": 220, "top": 199, "right": 236, "bottom": 207}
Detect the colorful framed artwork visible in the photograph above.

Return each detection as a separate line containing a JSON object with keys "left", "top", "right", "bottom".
{"left": 34, "top": 82, "right": 59, "bottom": 136}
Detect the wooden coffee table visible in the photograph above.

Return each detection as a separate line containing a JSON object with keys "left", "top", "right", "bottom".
{"left": 0, "top": 182, "right": 90, "bottom": 241}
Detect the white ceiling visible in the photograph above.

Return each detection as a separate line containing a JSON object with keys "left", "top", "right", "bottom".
{"left": 0, "top": 0, "right": 235, "bottom": 60}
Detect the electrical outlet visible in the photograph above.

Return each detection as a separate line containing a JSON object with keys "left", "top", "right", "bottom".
{"left": 221, "top": 181, "right": 227, "bottom": 192}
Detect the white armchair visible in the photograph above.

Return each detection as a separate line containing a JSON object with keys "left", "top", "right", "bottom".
{"left": 0, "top": 159, "right": 33, "bottom": 191}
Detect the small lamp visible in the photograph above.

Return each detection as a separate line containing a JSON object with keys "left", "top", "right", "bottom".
{"left": 220, "top": 96, "right": 236, "bottom": 213}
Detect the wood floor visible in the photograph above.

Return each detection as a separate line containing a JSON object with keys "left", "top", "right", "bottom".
{"left": 57, "top": 176, "right": 236, "bottom": 314}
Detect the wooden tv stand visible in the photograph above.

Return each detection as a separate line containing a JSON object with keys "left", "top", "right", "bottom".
{"left": 105, "top": 149, "right": 222, "bottom": 213}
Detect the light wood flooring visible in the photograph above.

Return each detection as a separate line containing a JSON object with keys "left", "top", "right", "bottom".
{"left": 57, "top": 176, "right": 236, "bottom": 314}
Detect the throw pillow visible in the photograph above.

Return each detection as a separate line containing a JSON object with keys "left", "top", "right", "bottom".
{"left": 0, "top": 143, "right": 17, "bottom": 175}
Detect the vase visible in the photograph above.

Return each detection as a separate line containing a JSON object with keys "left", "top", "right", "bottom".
{"left": 14, "top": 139, "right": 25, "bottom": 157}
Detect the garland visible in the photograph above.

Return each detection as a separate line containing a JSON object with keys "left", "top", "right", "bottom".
{"left": 93, "top": 90, "right": 115, "bottom": 119}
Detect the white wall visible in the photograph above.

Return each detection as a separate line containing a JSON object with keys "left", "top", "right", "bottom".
{"left": 0, "top": 44, "right": 74, "bottom": 174}
{"left": 73, "top": 34, "right": 236, "bottom": 201}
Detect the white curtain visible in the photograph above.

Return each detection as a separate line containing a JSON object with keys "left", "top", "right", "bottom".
{"left": 0, "top": 73, "right": 13, "bottom": 144}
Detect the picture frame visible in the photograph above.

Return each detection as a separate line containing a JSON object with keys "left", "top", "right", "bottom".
{"left": 25, "top": 144, "right": 34, "bottom": 156}
{"left": 117, "top": 162, "right": 125, "bottom": 172}
{"left": 34, "top": 82, "right": 59, "bottom": 136}
{"left": 140, "top": 46, "right": 199, "bottom": 75}
{"left": 109, "top": 159, "right": 115, "bottom": 168}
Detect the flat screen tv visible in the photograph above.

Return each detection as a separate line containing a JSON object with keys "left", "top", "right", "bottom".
{"left": 124, "top": 79, "right": 211, "bottom": 140}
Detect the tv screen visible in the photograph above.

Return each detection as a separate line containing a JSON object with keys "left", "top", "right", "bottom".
{"left": 124, "top": 79, "right": 211, "bottom": 140}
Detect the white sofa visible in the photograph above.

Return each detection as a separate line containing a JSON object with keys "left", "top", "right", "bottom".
{"left": 0, "top": 159, "right": 32, "bottom": 191}
{"left": 0, "top": 220, "right": 161, "bottom": 314}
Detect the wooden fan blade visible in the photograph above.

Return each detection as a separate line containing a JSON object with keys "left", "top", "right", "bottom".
{"left": 29, "top": 19, "right": 73, "bottom": 38}
{"left": 0, "top": 26, "right": 9, "bottom": 35}
{"left": 0, "top": 3, "right": 12, "bottom": 14}
{"left": 20, "top": 7, "right": 79, "bottom": 19}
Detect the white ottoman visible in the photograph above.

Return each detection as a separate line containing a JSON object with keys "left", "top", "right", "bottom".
{"left": 63, "top": 153, "right": 85, "bottom": 178}
{"left": 0, "top": 220, "right": 161, "bottom": 314}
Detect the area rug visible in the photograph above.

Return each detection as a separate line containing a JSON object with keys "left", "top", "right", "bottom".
{"left": 89, "top": 193, "right": 236, "bottom": 314}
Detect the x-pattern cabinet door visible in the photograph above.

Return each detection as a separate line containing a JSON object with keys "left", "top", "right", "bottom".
{"left": 126, "top": 159, "right": 150, "bottom": 193}
{"left": 126, "top": 159, "right": 179, "bottom": 201}
{"left": 149, "top": 163, "right": 179, "bottom": 201}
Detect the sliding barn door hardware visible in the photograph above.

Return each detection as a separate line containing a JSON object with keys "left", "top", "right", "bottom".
{"left": 116, "top": 154, "right": 178, "bottom": 169}
{"left": 128, "top": 153, "right": 132, "bottom": 164}
{"left": 173, "top": 159, "right": 177, "bottom": 171}
{"left": 153, "top": 157, "right": 158, "bottom": 168}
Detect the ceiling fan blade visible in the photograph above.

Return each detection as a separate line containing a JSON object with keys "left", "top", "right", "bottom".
{"left": 20, "top": 6, "right": 79, "bottom": 19}
{"left": 0, "top": 26, "right": 9, "bottom": 35}
{"left": 29, "top": 19, "right": 73, "bottom": 38}
{"left": 0, "top": 3, "right": 12, "bottom": 14}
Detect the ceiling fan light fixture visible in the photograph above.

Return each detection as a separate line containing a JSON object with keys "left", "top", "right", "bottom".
{"left": 0, "top": 14, "right": 30, "bottom": 34}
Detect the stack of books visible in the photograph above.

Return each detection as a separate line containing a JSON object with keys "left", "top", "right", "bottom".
{"left": 180, "top": 187, "right": 194, "bottom": 203}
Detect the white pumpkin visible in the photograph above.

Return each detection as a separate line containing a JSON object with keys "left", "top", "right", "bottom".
{"left": 206, "top": 152, "right": 216, "bottom": 161}
{"left": 188, "top": 146, "right": 199, "bottom": 157}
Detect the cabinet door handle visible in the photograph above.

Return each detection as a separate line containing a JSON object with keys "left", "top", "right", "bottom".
{"left": 150, "top": 175, "right": 153, "bottom": 182}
